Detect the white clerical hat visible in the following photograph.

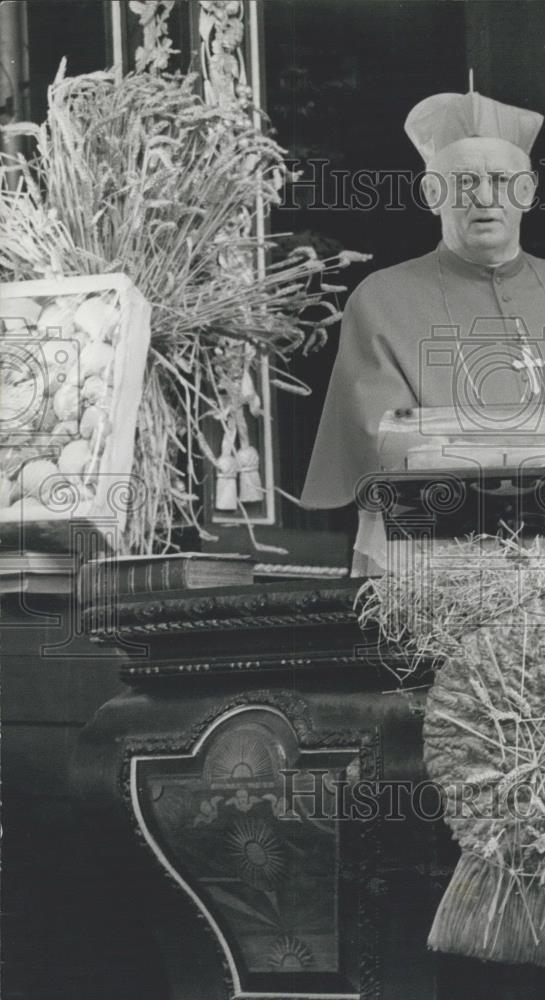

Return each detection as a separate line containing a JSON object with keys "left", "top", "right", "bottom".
{"left": 405, "top": 91, "right": 543, "bottom": 163}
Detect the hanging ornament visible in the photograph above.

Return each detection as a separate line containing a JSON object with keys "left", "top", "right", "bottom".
{"left": 215, "top": 415, "right": 238, "bottom": 510}
{"left": 236, "top": 444, "right": 262, "bottom": 502}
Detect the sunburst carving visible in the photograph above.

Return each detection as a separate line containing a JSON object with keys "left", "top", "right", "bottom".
{"left": 267, "top": 934, "right": 314, "bottom": 971}
{"left": 205, "top": 727, "right": 276, "bottom": 786}
{"left": 225, "top": 818, "right": 286, "bottom": 890}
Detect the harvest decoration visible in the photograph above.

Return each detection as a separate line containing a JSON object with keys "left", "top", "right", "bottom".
{"left": 425, "top": 609, "right": 545, "bottom": 967}
{"left": 356, "top": 533, "right": 545, "bottom": 966}
{"left": 355, "top": 533, "right": 545, "bottom": 681}
{"left": 0, "top": 61, "right": 368, "bottom": 551}
{"left": 0, "top": 275, "right": 150, "bottom": 530}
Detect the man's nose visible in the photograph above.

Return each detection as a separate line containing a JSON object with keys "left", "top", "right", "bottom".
{"left": 473, "top": 174, "right": 495, "bottom": 207}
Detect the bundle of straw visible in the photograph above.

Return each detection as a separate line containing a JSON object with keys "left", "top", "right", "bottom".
{"left": 355, "top": 532, "right": 545, "bottom": 683}
{"left": 0, "top": 61, "right": 368, "bottom": 551}
{"left": 424, "top": 609, "right": 545, "bottom": 966}
{"left": 356, "top": 532, "right": 545, "bottom": 966}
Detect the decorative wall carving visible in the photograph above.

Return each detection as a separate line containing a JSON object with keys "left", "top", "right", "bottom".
{"left": 128, "top": 0, "right": 180, "bottom": 72}
{"left": 198, "top": 0, "right": 251, "bottom": 108}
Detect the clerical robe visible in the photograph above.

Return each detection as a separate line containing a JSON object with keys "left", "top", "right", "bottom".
{"left": 300, "top": 240, "right": 545, "bottom": 569}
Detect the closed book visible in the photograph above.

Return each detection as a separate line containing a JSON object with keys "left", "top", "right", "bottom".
{"left": 78, "top": 551, "right": 255, "bottom": 604}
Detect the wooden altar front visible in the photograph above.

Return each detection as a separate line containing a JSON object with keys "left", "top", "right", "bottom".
{"left": 71, "top": 579, "right": 441, "bottom": 1000}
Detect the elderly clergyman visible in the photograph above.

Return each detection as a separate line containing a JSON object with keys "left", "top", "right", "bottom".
{"left": 300, "top": 90, "right": 545, "bottom": 574}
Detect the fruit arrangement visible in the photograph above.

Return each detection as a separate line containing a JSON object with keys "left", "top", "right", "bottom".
{"left": 0, "top": 274, "right": 151, "bottom": 531}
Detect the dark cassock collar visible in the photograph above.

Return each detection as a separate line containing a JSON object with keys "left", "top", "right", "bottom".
{"left": 436, "top": 239, "right": 526, "bottom": 281}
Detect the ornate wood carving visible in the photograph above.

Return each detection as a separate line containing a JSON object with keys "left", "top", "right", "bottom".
{"left": 107, "top": 607, "right": 357, "bottom": 639}
{"left": 84, "top": 580, "right": 411, "bottom": 683}
{"left": 123, "top": 692, "right": 382, "bottom": 999}
{"left": 87, "top": 581, "right": 361, "bottom": 637}
{"left": 198, "top": 0, "right": 251, "bottom": 108}
{"left": 128, "top": 0, "right": 180, "bottom": 72}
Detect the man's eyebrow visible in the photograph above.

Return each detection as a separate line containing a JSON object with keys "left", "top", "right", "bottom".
{"left": 450, "top": 164, "right": 517, "bottom": 174}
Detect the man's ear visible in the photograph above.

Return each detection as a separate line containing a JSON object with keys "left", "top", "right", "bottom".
{"left": 420, "top": 171, "right": 444, "bottom": 216}
{"left": 512, "top": 169, "right": 538, "bottom": 212}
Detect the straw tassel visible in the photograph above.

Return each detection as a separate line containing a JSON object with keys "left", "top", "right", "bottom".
{"left": 236, "top": 444, "right": 262, "bottom": 502}
{"left": 215, "top": 416, "right": 238, "bottom": 511}
{"left": 234, "top": 352, "right": 263, "bottom": 503}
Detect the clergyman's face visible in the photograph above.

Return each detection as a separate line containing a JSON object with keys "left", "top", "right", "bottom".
{"left": 424, "top": 137, "right": 535, "bottom": 263}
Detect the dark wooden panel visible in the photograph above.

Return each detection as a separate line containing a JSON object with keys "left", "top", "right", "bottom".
{"left": 3, "top": 723, "right": 81, "bottom": 797}
{"left": 3, "top": 795, "right": 170, "bottom": 1000}
{"left": 2, "top": 655, "right": 123, "bottom": 724}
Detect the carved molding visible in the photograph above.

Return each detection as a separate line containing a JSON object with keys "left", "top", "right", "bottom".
{"left": 121, "top": 689, "right": 377, "bottom": 760}
{"left": 120, "top": 648, "right": 377, "bottom": 682}
{"left": 106, "top": 608, "right": 358, "bottom": 641}
{"left": 86, "top": 582, "right": 361, "bottom": 640}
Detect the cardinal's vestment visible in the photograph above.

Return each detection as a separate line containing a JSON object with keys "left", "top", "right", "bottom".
{"left": 301, "top": 240, "right": 545, "bottom": 569}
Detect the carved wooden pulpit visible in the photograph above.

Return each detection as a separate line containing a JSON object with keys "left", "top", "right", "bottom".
{"left": 71, "top": 580, "right": 445, "bottom": 1000}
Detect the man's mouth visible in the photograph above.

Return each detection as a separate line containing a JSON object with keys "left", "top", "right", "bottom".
{"left": 470, "top": 215, "right": 502, "bottom": 225}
